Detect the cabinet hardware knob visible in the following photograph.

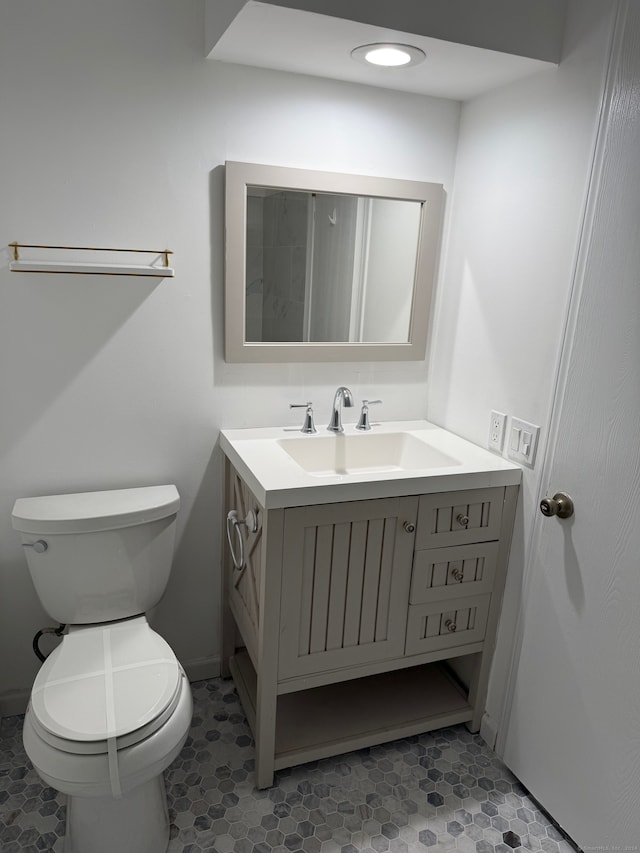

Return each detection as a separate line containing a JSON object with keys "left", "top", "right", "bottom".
{"left": 456, "top": 514, "right": 469, "bottom": 527}
{"left": 540, "top": 492, "right": 574, "bottom": 519}
{"left": 444, "top": 619, "right": 457, "bottom": 632}
{"left": 451, "top": 568, "right": 463, "bottom": 582}
{"left": 403, "top": 521, "right": 416, "bottom": 533}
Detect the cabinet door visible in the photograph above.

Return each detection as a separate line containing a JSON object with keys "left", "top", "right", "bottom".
{"left": 279, "top": 496, "right": 417, "bottom": 680}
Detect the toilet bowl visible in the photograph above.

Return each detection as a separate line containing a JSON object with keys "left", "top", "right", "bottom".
{"left": 12, "top": 485, "right": 194, "bottom": 853}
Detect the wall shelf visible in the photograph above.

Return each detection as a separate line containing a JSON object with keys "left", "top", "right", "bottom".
{"left": 8, "top": 243, "right": 174, "bottom": 277}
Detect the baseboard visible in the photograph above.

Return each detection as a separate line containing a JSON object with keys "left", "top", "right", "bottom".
{"left": 0, "top": 688, "right": 31, "bottom": 720}
{"left": 182, "top": 654, "right": 221, "bottom": 684}
{"left": 0, "top": 655, "right": 222, "bottom": 722}
{"left": 479, "top": 712, "right": 498, "bottom": 751}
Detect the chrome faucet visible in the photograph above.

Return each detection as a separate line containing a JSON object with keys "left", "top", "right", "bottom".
{"left": 327, "top": 386, "right": 354, "bottom": 433}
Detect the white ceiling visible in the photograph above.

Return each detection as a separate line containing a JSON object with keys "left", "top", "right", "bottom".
{"left": 208, "top": 2, "right": 555, "bottom": 101}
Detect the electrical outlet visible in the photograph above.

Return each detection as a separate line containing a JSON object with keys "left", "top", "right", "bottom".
{"left": 507, "top": 417, "right": 540, "bottom": 467}
{"left": 488, "top": 410, "right": 507, "bottom": 452}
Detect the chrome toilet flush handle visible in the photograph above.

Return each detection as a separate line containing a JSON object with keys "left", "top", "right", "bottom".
{"left": 23, "top": 539, "right": 48, "bottom": 553}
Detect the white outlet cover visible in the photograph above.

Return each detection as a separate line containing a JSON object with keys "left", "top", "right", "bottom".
{"left": 488, "top": 410, "right": 506, "bottom": 453}
{"left": 508, "top": 417, "right": 540, "bottom": 467}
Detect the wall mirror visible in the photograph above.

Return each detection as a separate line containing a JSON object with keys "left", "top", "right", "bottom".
{"left": 225, "top": 161, "right": 444, "bottom": 362}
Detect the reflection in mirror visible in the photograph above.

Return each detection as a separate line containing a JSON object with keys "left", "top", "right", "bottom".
{"left": 246, "top": 189, "right": 421, "bottom": 344}
{"left": 225, "top": 162, "right": 445, "bottom": 363}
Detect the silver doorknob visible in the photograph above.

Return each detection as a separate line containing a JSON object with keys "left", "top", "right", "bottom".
{"left": 540, "top": 492, "right": 574, "bottom": 519}
{"left": 403, "top": 521, "right": 416, "bottom": 533}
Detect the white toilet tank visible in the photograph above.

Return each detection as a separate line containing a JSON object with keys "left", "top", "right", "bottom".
{"left": 12, "top": 485, "right": 180, "bottom": 625}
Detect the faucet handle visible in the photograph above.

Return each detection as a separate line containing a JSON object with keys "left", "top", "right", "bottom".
{"left": 290, "top": 402, "right": 316, "bottom": 434}
{"left": 356, "top": 400, "right": 382, "bottom": 431}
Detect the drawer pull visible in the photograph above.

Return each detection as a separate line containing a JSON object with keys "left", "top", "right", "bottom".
{"left": 457, "top": 514, "right": 469, "bottom": 527}
{"left": 451, "top": 568, "right": 464, "bottom": 582}
{"left": 444, "top": 619, "right": 457, "bottom": 632}
{"left": 403, "top": 521, "right": 416, "bottom": 533}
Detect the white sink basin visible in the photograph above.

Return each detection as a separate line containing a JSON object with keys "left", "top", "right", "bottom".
{"left": 219, "top": 420, "right": 522, "bottom": 508}
{"left": 277, "top": 432, "right": 459, "bottom": 476}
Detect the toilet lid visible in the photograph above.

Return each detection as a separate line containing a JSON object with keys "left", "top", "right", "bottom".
{"left": 30, "top": 618, "right": 182, "bottom": 753}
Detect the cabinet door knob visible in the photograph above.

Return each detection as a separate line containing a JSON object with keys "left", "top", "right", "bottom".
{"left": 444, "top": 619, "right": 457, "bottom": 632}
{"left": 456, "top": 514, "right": 469, "bottom": 527}
{"left": 451, "top": 568, "right": 463, "bottom": 582}
{"left": 403, "top": 521, "right": 416, "bottom": 533}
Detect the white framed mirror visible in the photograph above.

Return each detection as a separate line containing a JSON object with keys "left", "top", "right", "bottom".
{"left": 225, "top": 161, "right": 444, "bottom": 363}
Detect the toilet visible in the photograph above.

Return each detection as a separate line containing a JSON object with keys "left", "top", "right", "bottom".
{"left": 11, "top": 485, "right": 193, "bottom": 853}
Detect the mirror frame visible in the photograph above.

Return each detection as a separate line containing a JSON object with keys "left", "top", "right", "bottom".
{"left": 225, "top": 160, "right": 444, "bottom": 363}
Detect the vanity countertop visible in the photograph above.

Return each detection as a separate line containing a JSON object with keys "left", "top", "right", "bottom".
{"left": 219, "top": 420, "right": 521, "bottom": 509}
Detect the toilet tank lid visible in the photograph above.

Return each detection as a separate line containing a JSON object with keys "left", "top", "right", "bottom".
{"left": 12, "top": 485, "right": 180, "bottom": 534}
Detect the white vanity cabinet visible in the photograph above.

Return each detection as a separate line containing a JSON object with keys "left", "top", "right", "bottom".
{"left": 221, "top": 448, "right": 519, "bottom": 789}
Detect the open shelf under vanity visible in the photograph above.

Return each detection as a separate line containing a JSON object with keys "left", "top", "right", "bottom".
{"left": 230, "top": 649, "right": 472, "bottom": 772}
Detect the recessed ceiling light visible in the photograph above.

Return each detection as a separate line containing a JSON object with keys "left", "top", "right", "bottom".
{"left": 351, "top": 43, "right": 426, "bottom": 69}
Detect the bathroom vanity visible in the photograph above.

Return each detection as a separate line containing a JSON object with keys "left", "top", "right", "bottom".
{"left": 220, "top": 421, "right": 520, "bottom": 788}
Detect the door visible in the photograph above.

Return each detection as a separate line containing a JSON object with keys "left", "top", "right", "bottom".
{"left": 501, "top": 2, "right": 640, "bottom": 846}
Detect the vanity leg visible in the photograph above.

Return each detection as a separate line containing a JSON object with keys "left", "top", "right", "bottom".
{"left": 254, "top": 675, "right": 277, "bottom": 789}
{"left": 221, "top": 602, "right": 235, "bottom": 679}
{"left": 467, "top": 485, "right": 520, "bottom": 734}
{"left": 221, "top": 458, "right": 234, "bottom": 678}
{"left": 467, "top": 652, "right": 487, "bottom": 733}
{"left": 254, "top": 508, "right": 285, "bottom": 790}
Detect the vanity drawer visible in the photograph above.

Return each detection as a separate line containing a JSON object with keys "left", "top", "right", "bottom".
{"left": 410, "top": 542, "right": 499, "bottom": 604}
{"left": 405, "top": 594, "right": 490, "bottom": 656}
{"left": 415, "top": 488, "right": 504, "bottom": 549}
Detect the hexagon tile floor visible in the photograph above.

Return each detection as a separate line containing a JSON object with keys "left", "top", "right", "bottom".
{"left": 1, "top": 677, "right": 579, "bottom": 853}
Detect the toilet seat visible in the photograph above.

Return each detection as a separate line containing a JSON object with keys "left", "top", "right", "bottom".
{"left": 30, "top": 617, "right": 181, "bottom": 755}
{"left": 23, "top": 670, "right": 193, "bottom": 800}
